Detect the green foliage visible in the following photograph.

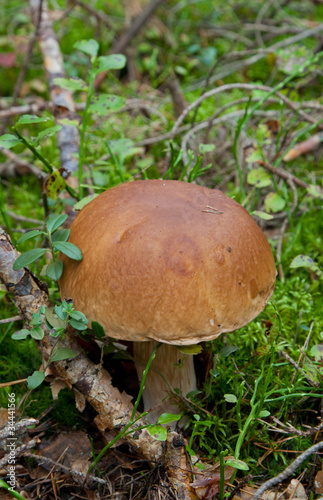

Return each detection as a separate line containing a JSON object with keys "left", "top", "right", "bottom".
{"left": 0, "top": 2, "right": 322, "bottom": 494}
{"left": 10, "top": 301, "right": 87, "bottom": 389}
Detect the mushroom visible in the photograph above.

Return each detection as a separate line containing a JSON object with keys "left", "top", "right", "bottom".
{"left": 58, "top": 180, "right": 276, "bottom": 421}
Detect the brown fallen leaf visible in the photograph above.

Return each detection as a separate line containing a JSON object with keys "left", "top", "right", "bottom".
{"left": 315, "top": 468, "right": 323, "bottom": 494}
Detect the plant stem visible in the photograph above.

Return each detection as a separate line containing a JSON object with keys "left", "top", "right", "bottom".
{"left": 13, "top": 129, "right": 53, "bottom": 173}
{"left": 219, "top": 450, "right": 227, "bottom": 500}
{"left": 79, "top": 65, "right": 96, "bottom": 198}
{"left": 87, "top": 342, "right": 162, "bottom": 475}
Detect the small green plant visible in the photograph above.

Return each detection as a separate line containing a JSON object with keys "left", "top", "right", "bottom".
{"left": 13, "top": 213, "right": 82, "bottom": 281}
{"left": 11, "top": 300, "right": 88, "bottom": 389}
{"left": 0, "top": 115, "right": 78, "bottom": 200}
{"left": 53, "top": 39, "right": 126, "bottom": 197}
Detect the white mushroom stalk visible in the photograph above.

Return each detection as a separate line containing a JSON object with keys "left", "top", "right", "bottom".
{"left": 133, "top": 341, "right": 197, "bottom": 422}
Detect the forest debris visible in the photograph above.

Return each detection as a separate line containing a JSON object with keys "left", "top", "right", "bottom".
{"left": 190, "top": 460, "right": 234, "bottom": 500}
{"left": 38, "top": 430, "right": 92, "bottom": 484}
{"left": 164, "top": 432, "right": 197, "bottom": 500}
{"left": 315, "top": 467, "right": 323, "bottom": 494}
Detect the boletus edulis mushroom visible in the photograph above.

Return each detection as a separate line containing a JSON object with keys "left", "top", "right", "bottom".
{"left": 58, "top": 180, "right": 276, "bottom": 422}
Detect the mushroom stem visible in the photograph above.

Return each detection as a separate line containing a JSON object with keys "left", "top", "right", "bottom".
{"left": 133, "top": 341, "right": 197, "bottom": 423}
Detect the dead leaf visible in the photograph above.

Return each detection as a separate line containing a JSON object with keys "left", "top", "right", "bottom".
{"left": 315, "top": 469, "right": 323, "bottom": 494}
{"left": 38, "top": 431, "right": 92, "bottom": 469}
{"left": 50, "top": 378, "right": 69, "bottom": 399}
{"left": 74, "top": 390, "right": 86, "bottom": 412}
{"left": 286, "top": 479, "right": 307, "bottom": 499}
{"left": 190, "top": 461, "right": 234, "bottom": 500}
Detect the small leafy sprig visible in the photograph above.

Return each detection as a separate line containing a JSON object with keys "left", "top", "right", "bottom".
{"left": 12, "top": 300, "right": 88, "bottom": 389}
{"left": 13, "top": 213, "right": 82, "bottom": 281}
{"left": 0, "top": 114, "right": 78, "bottom": 200}
{"left": 53, "top": 39, "right": 126, "bottom": 198}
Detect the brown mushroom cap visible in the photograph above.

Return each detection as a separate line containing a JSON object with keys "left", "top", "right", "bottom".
{"left": 59, "top": 180, "right": 276, "bottom": 345}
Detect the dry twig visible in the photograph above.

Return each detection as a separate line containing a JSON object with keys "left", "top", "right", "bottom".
{"left": 252, "top": 440, "right": 323, "bottom": 499}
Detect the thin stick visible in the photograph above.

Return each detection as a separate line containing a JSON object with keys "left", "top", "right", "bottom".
{"left": 280, "top": 350, "right": 320, "bottom": 388}
{"left": 188, "top": 23, "right": 323, "bottom": 91}
{"left": 0, "top": 378, "right": 28, "bottom": 389}
{"left": 252, "top": 440, "right": 323, "bottom": 499}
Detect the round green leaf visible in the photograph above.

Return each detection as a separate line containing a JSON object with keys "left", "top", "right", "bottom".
{"left": 45, "top": 307, "right": 67, "bottom": 329}
{"left": 290, "top": 254, "right": 317, "bottom": 270}
{"left": 53, "top": 241, "right": 83, "bottom": 260}
{"left": 147, "top": 425, "right": 168, "bottom": 441}
{"left": 264, "top": 192, "right": 286, "bottom": 213}
{"left": 51, "top": 347, "right": 77, "bottom": 362}
{"left": 53, "top": 77, "right": 88, "bottom": 92}
{"left": 69, "top": 319, "right": 88, "bottom": 331}
{"left": 16, "top": 114, "right": 50, "bottom": 125}
{"left": 89, "top": 94, "right": 124, "bottom": 115}
{"left": 13, "top": 248, "right": 47, "bottom": 270}
{"left": 94, "top": 54, "right": 127, "bottom": 75}
{"left": 69, "top": 310, "right": 88, "bottom": 323}
{"left": 247, "top": 167, "right": 272, "bottom": 188}
{"left": 27, "top": 370, "right": 45, "bottom": 389}
{"left": 224, "top": 394, "right": 237, "bottom": 403}
{"left": 74, "top": 39, "right": 99, "bottom": 58}
{"left": 12, "top": 329, "right": 30, "bottom": 340}
{"left": 46, "top": 260, "right": 63, "bottom": 281}
{"left": 158, "top": 413, "right": 181, "bottom": 425}
{"left": 226, "top": 458, "right": 249, "bottom": 471}
{"left": 0, "top": 134, "right": 21, "bottom": 149}
{"left": 30, "top": 327, "right": 44, "bottom": 340}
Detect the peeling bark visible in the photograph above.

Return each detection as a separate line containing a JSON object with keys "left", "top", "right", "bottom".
{"left": 165, "top": 433, "right": 197, "bottom": 500}
{"left": 29, "top": 0, "right": 80, "bottom": 174}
